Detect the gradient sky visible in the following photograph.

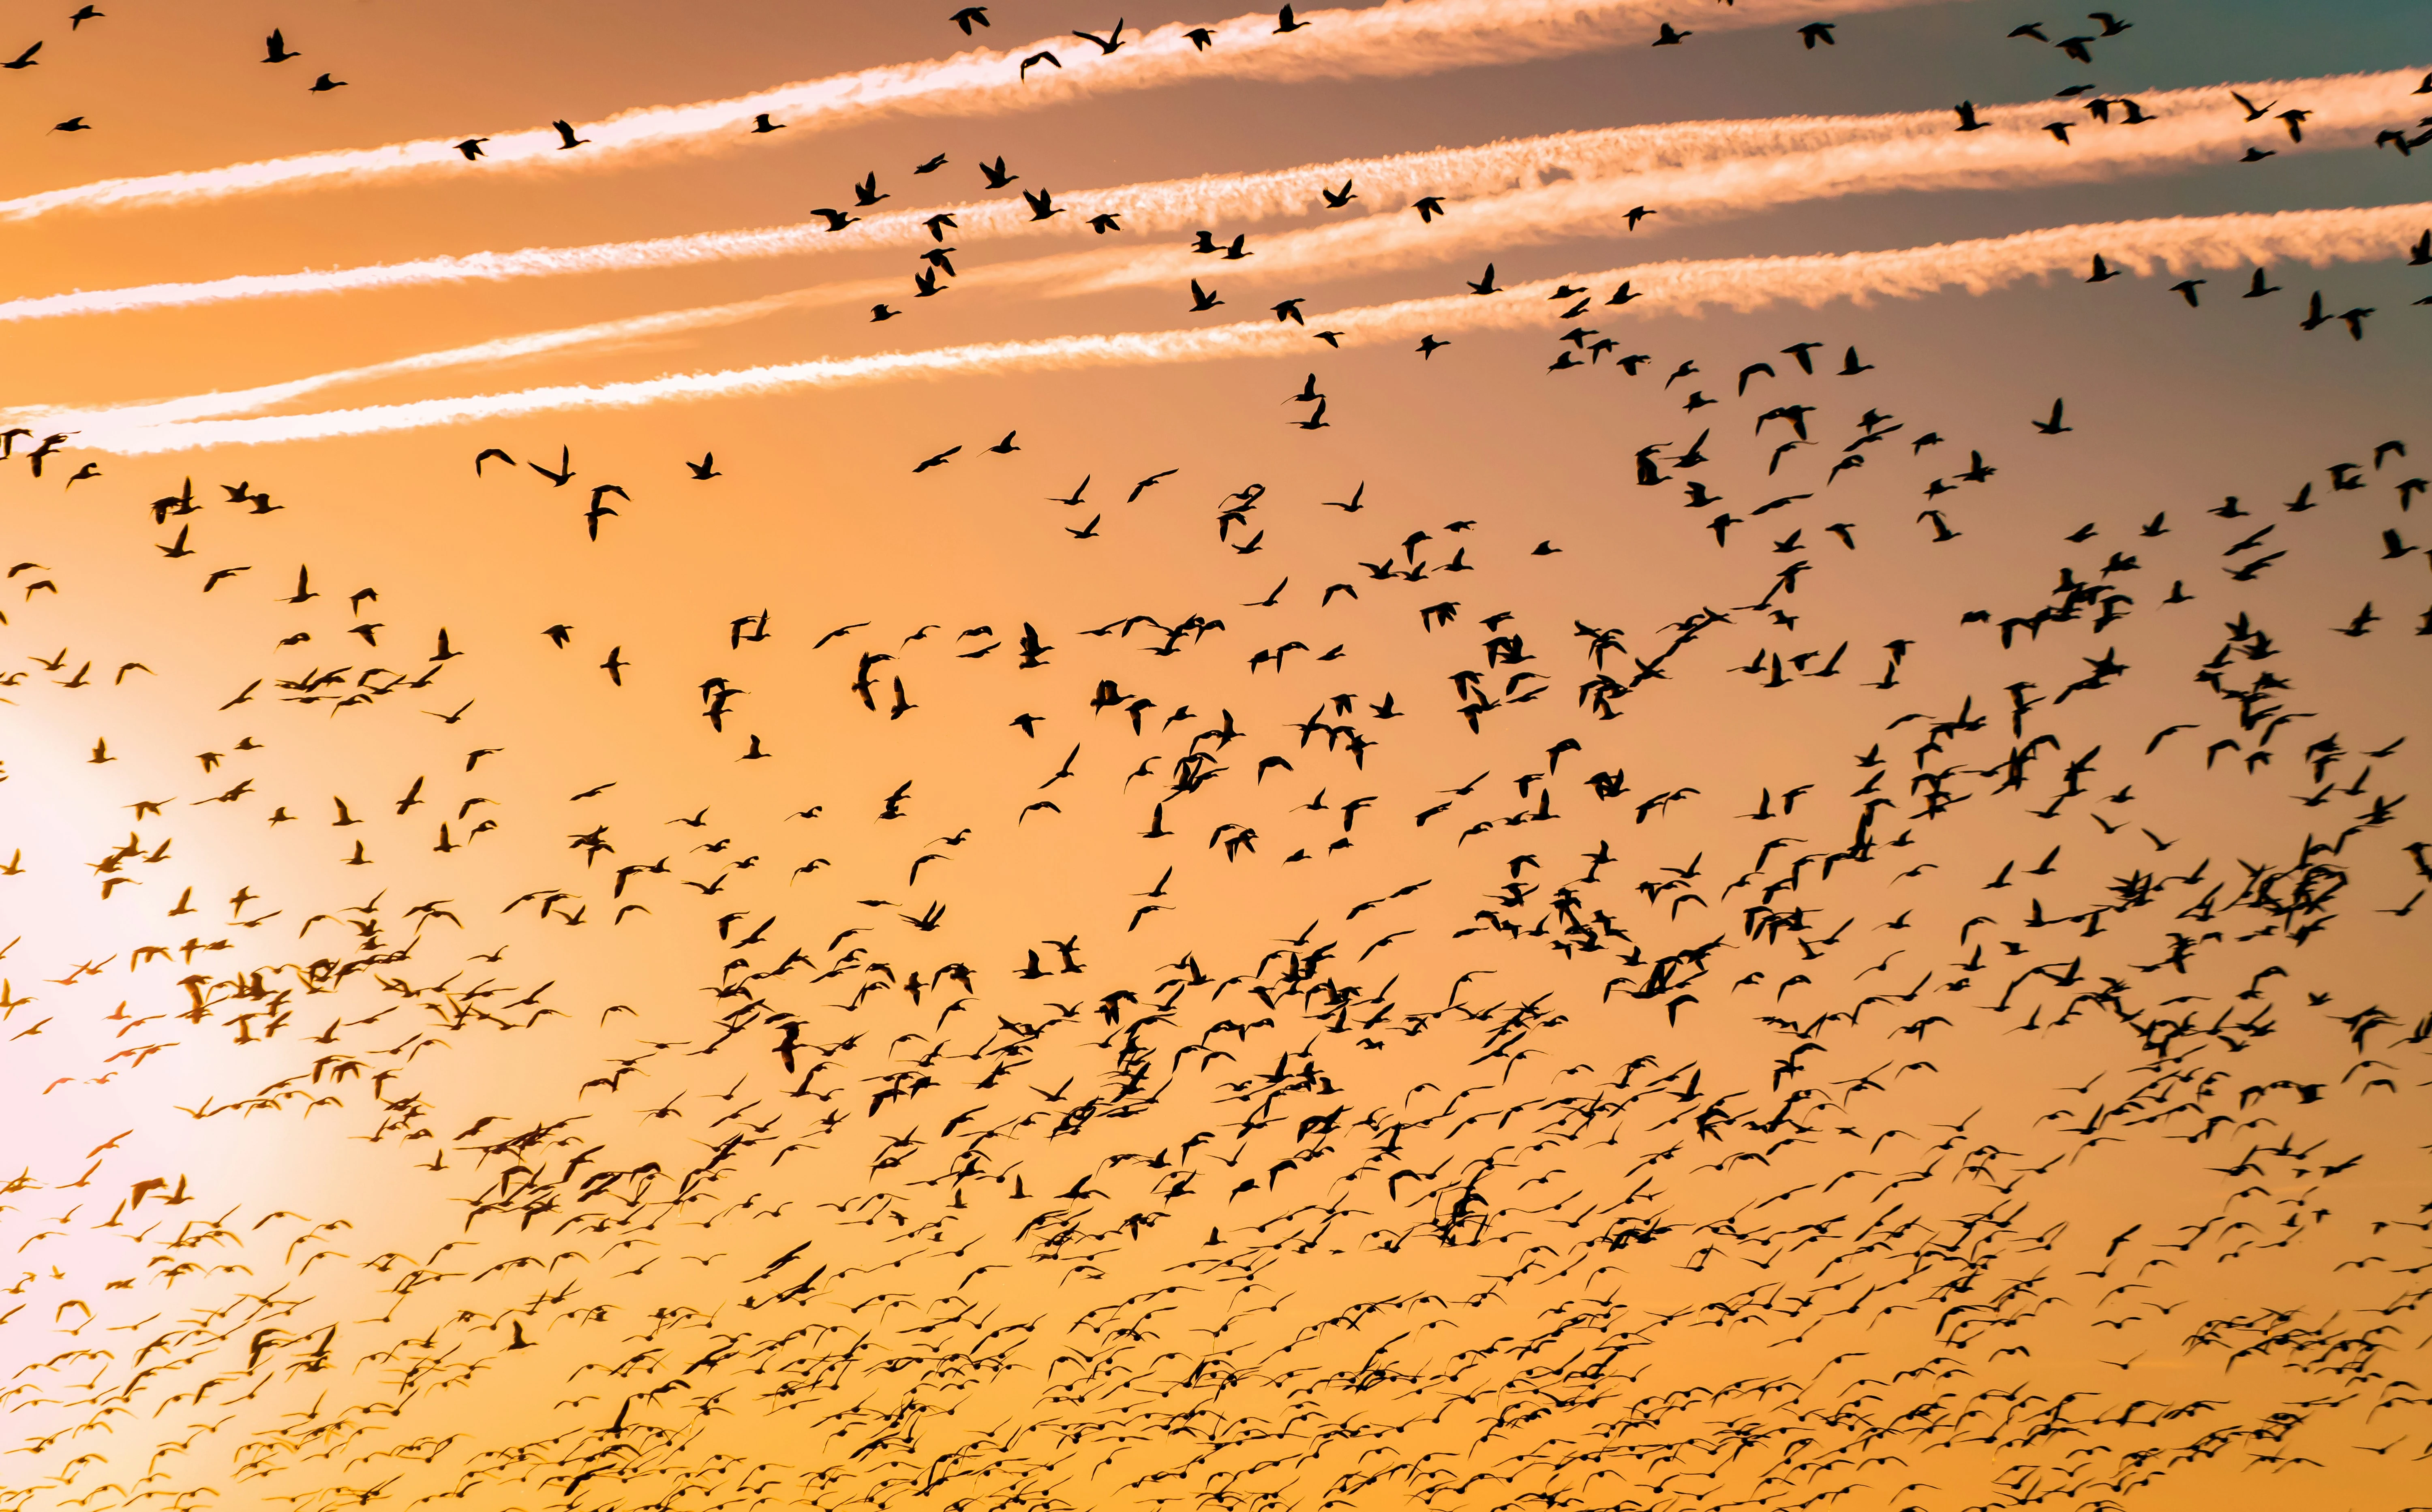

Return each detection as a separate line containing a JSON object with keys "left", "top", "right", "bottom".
{"left": 2, "top": 3, "right": 2430, "bottom": 1511}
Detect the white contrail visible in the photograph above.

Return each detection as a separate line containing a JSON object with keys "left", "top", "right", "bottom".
{"left": 2, "top": 284, "right": 896, "bottom": 433}
{"left": 2, "top": 68, "right": 2414, "bottom": 329}
{"left": 7, "top": 67, "right": 2419, "bottom": 432}
{"left": 0, "top": 0, "right": 1927, "bottom": 223}
{"left": 1021, "top": 68, "right": 2432, "bottom": 297}
{"left": 53, "top": 204, "right": 2427, "bottom": 457}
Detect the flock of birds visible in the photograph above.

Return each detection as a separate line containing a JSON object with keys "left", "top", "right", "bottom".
{"left": 2, "top": 5, "right": 2431, "bottom": 1512}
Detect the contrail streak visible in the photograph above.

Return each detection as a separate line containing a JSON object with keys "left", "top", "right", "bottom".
{"left": 2, "top": 68, "right": 2414, "bottom": 329}
{"left": 5, "top": 65, "right": 2417, "bottom": 429}
{"left": 2, "top": 285, "right": 894, "bottom": 433}
{"left": 49, "top": 204, "right": 2426, "bottom": 457}
{"left": 0, "top": 0, "right": 1920, "bottom": 223}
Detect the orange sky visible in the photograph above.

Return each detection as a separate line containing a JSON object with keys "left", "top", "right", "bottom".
{"left": 2, "top": 3, "right": 2430, "bottom": 1510}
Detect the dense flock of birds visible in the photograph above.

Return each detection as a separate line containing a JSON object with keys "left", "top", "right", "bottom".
{"left": 3, "top": 5, "right": 2431, "bottom": 1512}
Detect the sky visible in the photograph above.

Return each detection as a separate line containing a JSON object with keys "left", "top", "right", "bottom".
{"left": 2, "top": 2, "right": 2430, "bottom": 1510}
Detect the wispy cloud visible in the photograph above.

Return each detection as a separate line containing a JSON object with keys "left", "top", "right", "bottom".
{"left": 0, "top": 0, "right": 1927, "bottom": 223}
{"left": 51, "top": 203, "right": 2424, "bottom": 455}
{"left": 4, "top": 67, "right": 2411, "bottom": 331}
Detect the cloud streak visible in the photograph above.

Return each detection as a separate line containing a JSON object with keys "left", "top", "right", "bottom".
{"left": 0, "top": 0, "right": 1918, "bottom": 224}
{"left": 50, "top": 203, "right": 2426, "bottom": 456}
{"left": 2, "top": 68, "right": 2413, "bottom": 331}
{"left": 5, "top": 66, "right": 2419, "bottom": 434}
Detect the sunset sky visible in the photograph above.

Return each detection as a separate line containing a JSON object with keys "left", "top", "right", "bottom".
{"left": 2, "top": 3, "right": 2429, "bottom": 1510}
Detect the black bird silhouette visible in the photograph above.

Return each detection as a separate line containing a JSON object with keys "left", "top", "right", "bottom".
{"left": 5, "top": 41, "right": 42, "bottom": 68}
{"left": 552, "top": 119, "right": 588, "bottom": 149}
{"left": 978, "top": 156, "right": 1016, "bottom": 188}
{"left": 529, "top": 446, "right": 576, "bottom": 485}
{"left": 2033, "top": 398, "right": 2073, "bottom": 434}
{"left": 1653, "top": 21, "right": 1691, "bottom": 44}
{"left": 584, "top": 484, "right": 626, "bottom": 541}
{"left": 455, "top": 137, "right": 488, "bottom": 159}
{"left": 262, "top": 28, "right": 298, "bottom": 61}
{"left": 1954, "top": 100, "right": 1989, "bottom": 131}
{"left": 1798, "top": 21, "right": 1835, "bottom": 47}
{"left": 1072, "top": 18, "right": 1125, "bottom": 53}
{"left": 950, "top": 6, "right": 988, "bottom": 33}
{"left": 751, "top": 113, "right": 783, "bottom": 133}
{"left": 1275, "top": 5, "right": 1308, "bottom": 32}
